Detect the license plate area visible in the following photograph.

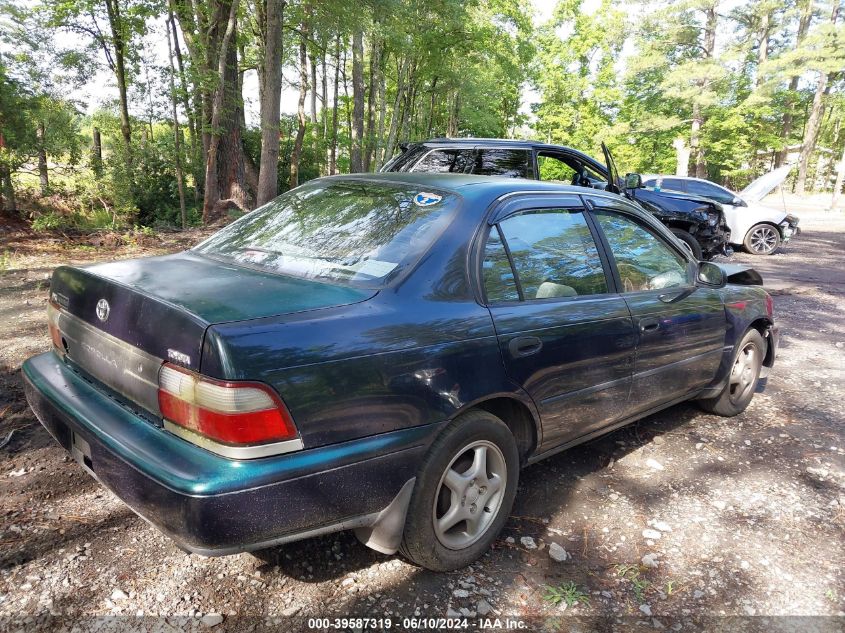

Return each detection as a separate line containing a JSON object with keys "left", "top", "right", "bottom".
{"left": 71, "top": 432, "right": 95, "bottom": 476}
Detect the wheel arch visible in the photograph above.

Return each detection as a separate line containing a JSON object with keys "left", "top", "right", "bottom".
{"left": 457, "top": 395, "right": 539, "bottom": 464}
{"left": 745, "top": 221, "right": 783, "bottom": 239}
{"left": 748, "top": 317, "right": 776, "bottom": 368}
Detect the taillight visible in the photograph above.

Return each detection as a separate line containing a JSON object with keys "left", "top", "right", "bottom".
{"left": 765, "top": 293, "right": 774, "bottom": 318}
{"left": 47, "top": 302, "right": 64, "bottom": 353}
{"left": 158, "top": 363, "right": 298, "bottom": 451}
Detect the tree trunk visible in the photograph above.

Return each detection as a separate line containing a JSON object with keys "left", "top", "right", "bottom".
{"left": 321, "top": 52, "right": 328, "bottom": 139}
{"left": 309, "top": 50, "right": 318, "bottom": 127}
{"left": 289, "top": 33, "right": 308, "bottom": 189}
{"left": 756, "top": 11, "right": 770, "bottom": 86}
{"left": 775, "top": 0, "right": 813, "bottom": 168}
{"left": 374, "top": 51, "right": 387, "bottom": 169}
{"left": 350, "top": 27, "right": 365, "bottom": 173}
{"left": 329, "top": 34, "right": 341, "bottom": 175}
{"left": 0, "top": 166, "right": 15, "bottom": 214}
{"left": 690, "top": 4, "right": 717, "bottom": 178}
{"left": 795, "top": 2, "right": 840, "bottom": 194}
{"left": 92, "top": 127, "right": 103, "bottom": 177}
{"left": 364, "top": 37, "right": 379, "bottom": 172}
{"left": 796, "top": 73, "right": 828, "bottom": 195}
{"left": 831, "top": 143, "right": 845, "bottom": 210}
{"left": 166, "top": 15, "right": 188, "bottom": 229}
{"left": 36, "top": 121, "right": 49, "bottom": 196}
{"left": 202, "top": 0, "right": 248, "bottom": 223}
{"left": 383, "top": 56, "right": 407, "bottom": 166}
{"left": 104, "top": 0, "right": 132, "bottom": 157}
{"left": 256, "top": 0, "right": 285, "bottom": 206}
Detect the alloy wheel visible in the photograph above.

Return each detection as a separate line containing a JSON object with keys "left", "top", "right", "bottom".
{"left": 729, "top": 342, "right": 758, "bottom": 404}
{"left": 432, "top": 440, "right": 507, "bottom": 550}
{"left": 748, "top": 225, "right": 779, "bottom": 254}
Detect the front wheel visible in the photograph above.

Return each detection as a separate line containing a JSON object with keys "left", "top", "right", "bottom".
{"left": 698, "top": 328, "right": 765, "bottom": 416}
{"left": 400, "top": 410, "right": 519, "bottom": 571}
{"left": 744, "top": 223, "right": 781, "bottom": 255}
{"left": 670, "top": 228, "right": 703, "bottom": 260}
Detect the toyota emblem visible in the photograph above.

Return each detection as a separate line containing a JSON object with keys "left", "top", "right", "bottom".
{"left": 96, "top": 298, "right": 110, "bottom": 322}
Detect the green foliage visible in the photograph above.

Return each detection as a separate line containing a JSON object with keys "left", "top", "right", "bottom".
{"left": 542, "top": 581, "right": 591, "bottom": 608}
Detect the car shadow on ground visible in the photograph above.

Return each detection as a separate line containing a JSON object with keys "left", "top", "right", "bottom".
{"left": 250, "top": 402, "right": 705, "bottom": 585}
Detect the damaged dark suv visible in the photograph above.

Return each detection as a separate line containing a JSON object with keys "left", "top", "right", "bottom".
{"left": 382, "top": 139, "right": 732, "bottom": 260}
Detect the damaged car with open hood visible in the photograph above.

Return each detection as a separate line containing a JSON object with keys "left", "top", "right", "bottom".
{"left": 642, "top": 165, "right": 801, "bottom": 255}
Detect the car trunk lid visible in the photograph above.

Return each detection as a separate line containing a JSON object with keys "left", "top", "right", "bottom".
{"left": 49, "top": 252, "right": 374, "bottom": 417}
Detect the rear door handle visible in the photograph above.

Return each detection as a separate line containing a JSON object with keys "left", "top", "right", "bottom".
{"left": 508, "top": 336, "right": 543, "bottom": 358}
{"left": 638, "top": 317, "right": 660, "bottom": 333}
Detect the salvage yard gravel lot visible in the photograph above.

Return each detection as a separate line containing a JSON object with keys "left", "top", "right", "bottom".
{"left": 1, "top": 208, "right": 843, "bottom": 631}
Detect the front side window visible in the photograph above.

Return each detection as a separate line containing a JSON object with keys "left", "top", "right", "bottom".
{"left": 483, "top": 209, "right": 608, "bottom": 302}
{"left": 538, "top": 153, "right": 605, "bottom": 189}
{"left": 594, "top": 211, "right": 689, "bottom": 293}
{"left": 194, "top": 180, "right": 458, "bottom": 287}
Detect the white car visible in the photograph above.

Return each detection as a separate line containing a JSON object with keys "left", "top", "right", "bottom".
{"left": 642, "top": 166, "right": 800, "bottom": 255}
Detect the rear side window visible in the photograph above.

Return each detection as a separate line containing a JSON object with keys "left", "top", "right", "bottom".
{"left": 482, "top": 228, "right": 520, "bottom": 302}
{"left": 482, "top": 209, "right": 608, "bottom": 303}
{"left": 686, "top": 180, "right": 734, "bottom": 204}
{"left": 660, "top": 178, "right": 686, "bottom": 191}
{"left": 475, "top": 149, "right": 532, "bottom": 178}
{"left": 412, "top": 149, "right": 475, "bottom": 174}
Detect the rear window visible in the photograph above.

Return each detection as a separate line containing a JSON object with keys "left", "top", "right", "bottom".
{"left": 194, "top": 180, "right": 459, "bottom": 288}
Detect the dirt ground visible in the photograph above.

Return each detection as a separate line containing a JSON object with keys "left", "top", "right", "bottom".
{"left": 0, "top": 211, "right": 843, "bottom": 633}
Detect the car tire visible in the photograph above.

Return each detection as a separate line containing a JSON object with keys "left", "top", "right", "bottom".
{"left": 744, "top": 223, "right": 781, "bottom": 255}
{"left": 399, "top": 410, "right": 519, "bottom": 571}
{"left": 698, "top": 328, "right": 765, "bottom": 417}
{"left": 670, "top": 228, "right": 703, "bottom": 260}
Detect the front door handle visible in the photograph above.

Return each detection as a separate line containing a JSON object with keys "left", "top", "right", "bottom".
{"left": 508, "top": 336, "right": 543, "bottom": 358}
{"left": 638, "top": 317, "right": 660, "bottom": 333}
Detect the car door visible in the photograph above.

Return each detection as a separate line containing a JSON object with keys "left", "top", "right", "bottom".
{"left": 584, "top": 194, "right": 726, "bottom": 414}
{"left": 479, "top": 194, "right": 637, "bottom": 451}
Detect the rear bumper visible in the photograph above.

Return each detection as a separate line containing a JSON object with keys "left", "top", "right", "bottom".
{"left": 23, "top": 352, "right": 434, "bottom": 555}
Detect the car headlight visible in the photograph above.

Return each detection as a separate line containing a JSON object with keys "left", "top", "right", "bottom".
{"left": 707, "top": 211, "right": 719, "bottom": 226}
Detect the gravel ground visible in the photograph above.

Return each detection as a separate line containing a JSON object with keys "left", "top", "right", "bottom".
{"left": 0, "top": 211, "right": 843, "bottom": 632}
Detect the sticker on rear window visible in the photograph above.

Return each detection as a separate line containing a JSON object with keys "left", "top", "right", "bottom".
{"left": 356, "top": 259, "right": 398, "bottom": 278}
{"left": 414, "top": 192, "right": 442, "bottom": 207}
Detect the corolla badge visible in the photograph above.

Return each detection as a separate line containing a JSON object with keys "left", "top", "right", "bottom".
{"left": 95, "top": 298, "right": 110, "bottom": 322}
{"left": 413, "top": 192, "right": 442, "bottom": 207}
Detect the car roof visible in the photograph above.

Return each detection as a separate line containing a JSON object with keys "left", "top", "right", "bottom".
{"left": 414, "top": 137, "right": 584, "bottom": 154}
{"left": 319, "top": 171, "right": 600, "bottom": 198}
{"left": 642, "top": 174, "right": 725, "bottom": 186}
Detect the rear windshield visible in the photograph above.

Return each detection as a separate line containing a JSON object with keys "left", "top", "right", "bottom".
{"left": 194, "top": 180, "right": 459, "bottom": 288}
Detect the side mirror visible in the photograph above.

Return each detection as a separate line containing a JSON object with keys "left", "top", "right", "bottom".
{"left": 732, "top": 196, "right": 746, "bottom": 207}
{"left": 624, "top": 173, "right": 642, "bottom": 189}
{"left": 697, "top": 261, "right": 726, "bottom": 288}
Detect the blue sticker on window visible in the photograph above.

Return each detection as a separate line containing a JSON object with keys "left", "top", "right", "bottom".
{"left": 414, "top": 192, "right": 442, "bottom": 207}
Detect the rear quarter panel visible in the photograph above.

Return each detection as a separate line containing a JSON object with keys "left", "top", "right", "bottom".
{"left": 199, "top": 199, "right": 536, "bottom": 449}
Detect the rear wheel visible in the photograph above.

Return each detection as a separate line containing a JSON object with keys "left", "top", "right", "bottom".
{"left": 670, "top": 228, "right": 703, "bottom": 260}
{"left": 744, "top": 223, "right": 781, "bottom": 255}
{"left": 698, "top": 328, "right": 765, "bottom": 416}
{"left": 400, "top": 410, "right": 518, "bottom": 571}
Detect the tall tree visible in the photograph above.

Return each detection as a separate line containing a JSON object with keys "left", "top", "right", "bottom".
{"left": 254, "top": 0, "right": 286, "bottom": 206}
{"left": 795, "top": 1, "right": 842, "bottom": 194}
{"left": 350, "top": 26, "right": 365, "bottom": 173}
